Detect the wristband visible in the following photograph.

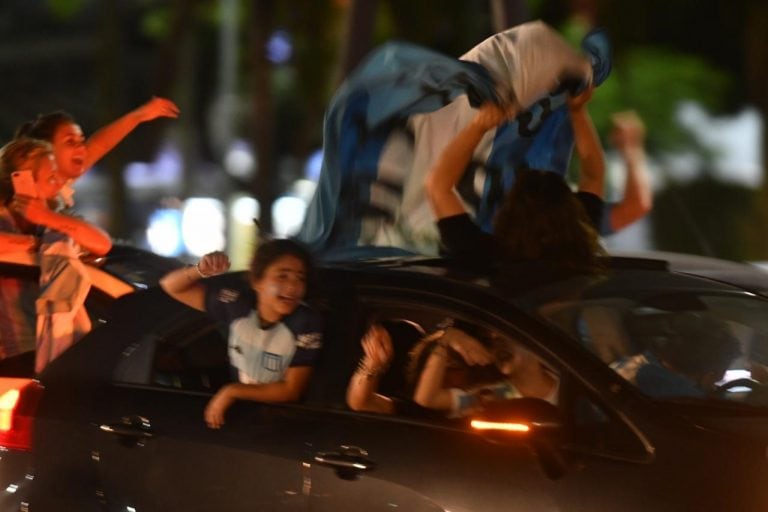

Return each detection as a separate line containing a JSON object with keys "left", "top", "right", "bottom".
{"left": 194, "top": 262, "right": 210, "bottom": 278}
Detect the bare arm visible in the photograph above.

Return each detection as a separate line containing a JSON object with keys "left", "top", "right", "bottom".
{"left": 11, "top": 197, "right": 111, "bottom": 256}
{"left": 204, "top": 366, "right": 314, "bottom": 428}
{"left": 609, "top": 111, "right": 652, "bottom": 230}
{"left": 346, "top": 324, "right": 395, "bottom": 414}
{"left": 424, "top": 102, "right": 519, "bottom": 220}
{"left": 84, "top": 97, "right": 180, "bottom": 169}
{"left": 0, "top": 233, "right": 36, "bottom": 253}
{"left": 567, "top": 87, "right": 605, "bottom": 198}
{"left": 413, "top": 342, "right": 453, "bottom": 410}
{"left": 159, "top": 251, "right": 230, "bottom": 312}
{"left": 413, "top": 328, "right": 492, "bottom": 411}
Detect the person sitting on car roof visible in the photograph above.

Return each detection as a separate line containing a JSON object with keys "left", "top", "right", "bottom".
{"left": 413, "top": 321, "right": 558, "bottom": 418}
{"left": 424, "top": 87, "right": 606, "bottom": 290}
{"left": 160, "top": 238, "right": 323, "bottom": 429}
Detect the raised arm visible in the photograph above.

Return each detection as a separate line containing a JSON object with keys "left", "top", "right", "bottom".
{"left": 424, "top": 102, "right": 519, "bottom": 220}
{"left": 608, "top": 111, "right": 652, "bottom": 231}
{"left": 413, "top": 327, "right": 492, "bottom": 411}
{"left": 346, "top": 324, "right": 396, "bottom": 414}
{"left": 567, "top": 87, "right": 605, "bottom": 198}
{"left": 0, "top": 233, "right": 36, "bottom": 253}
{"left": 11, "top": 196, "right": 111, "bottom": 256}
{"left": 159, "top": 251, "right": 230, "bottom": 312}
{"left": 84, "top": 97, "right": 180, "bottom": 169}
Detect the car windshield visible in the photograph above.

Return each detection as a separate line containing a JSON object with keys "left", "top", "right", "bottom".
{"left": 518, "top": 270, "right": 768, "bottom": 409}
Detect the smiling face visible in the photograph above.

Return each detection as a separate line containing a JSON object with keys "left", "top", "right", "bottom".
{"left": 251, "top": 254, "right": 308, "bottom": 325}
{"left": 50, "top": 122, "right": 87, "bottom": 179}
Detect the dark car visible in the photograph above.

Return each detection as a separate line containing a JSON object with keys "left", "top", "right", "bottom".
{"left": 5, "top": 253, "right": 768, "bottom": 511}
{"left": 0, "top": 245, "right": 183, "bottom": 511}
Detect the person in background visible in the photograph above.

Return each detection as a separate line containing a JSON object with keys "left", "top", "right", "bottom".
{"left": 612, "top": 312, "right": 741, "bottom": 398}
{"left": 603, "top": 110, "right": 652, "bottom": 234}
{"left": 0, "top": 138, "right": 112, "bottom": 372}
{"left": 159, "top": 239, "right": 323, "bottom": 429}
{"left": 15, "top": 96, "right": 179, "bottom": 207}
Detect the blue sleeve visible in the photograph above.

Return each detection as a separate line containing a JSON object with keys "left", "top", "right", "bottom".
{"left": 284, "top": 305, "right": 324, "bottom": 367}
{"left": 203, "top": 279, "right": 255, "bottom": 325}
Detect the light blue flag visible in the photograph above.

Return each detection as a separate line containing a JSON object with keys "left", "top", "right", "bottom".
{"left": 296, "top": 22, "right": 611, "bottom": 260}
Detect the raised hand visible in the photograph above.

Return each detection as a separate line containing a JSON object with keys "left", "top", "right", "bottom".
{"left": 197, "top": 251, "right": 231, "bottom": 277}
{"left": 567, "top": 85, "right": 594, "bottom": 111}
{"left": 134, "top": 96, "right": 180, "bottom": 122}
{"left": 442, "top": 327, "right": 493, "bottom": 366}
{"left": 610, "top": 110, "right": 646, "bottom": 153}
{"left": 361, "top": 323, "right": 394, "bottom": 373}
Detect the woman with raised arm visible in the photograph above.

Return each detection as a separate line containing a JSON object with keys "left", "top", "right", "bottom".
{"left": 15, "top": 97, "right": 179, "bottom": 206}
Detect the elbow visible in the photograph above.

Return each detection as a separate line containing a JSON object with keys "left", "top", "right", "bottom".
{"left": 283, "top": 388, "right": 303, "bottom": 403}
{"left": 639, "top": 193, "right": 653, "bottom": 216}
{"left": 413, "top": 389, "right": 436, "bottom": 409}
{"left": 346, "top": 392, "right": 365, "bottom": 411}
{"left": 424, "top": 173, "right": 439, "bottom": 204}
{"left": 88, "top": 237, "right": 112, "bottom": 257}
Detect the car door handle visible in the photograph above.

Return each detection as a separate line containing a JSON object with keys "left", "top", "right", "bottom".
{"left": 314, "top": 445, "right": 376, "bottom": 480}
{"left": 97, "top": 415, "right": 154, "bottom": 447}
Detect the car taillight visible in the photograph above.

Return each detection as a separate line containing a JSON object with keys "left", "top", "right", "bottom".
{"left": 0, "top": 378, "right": 43, "bottom": 452}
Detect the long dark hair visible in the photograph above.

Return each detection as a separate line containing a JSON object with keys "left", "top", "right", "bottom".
{"left": 493, "top": 169, "right": 604, "bottom": 275}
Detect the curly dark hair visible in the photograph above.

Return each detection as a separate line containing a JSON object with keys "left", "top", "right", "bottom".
{"left": 493, "top": 168, "right": 605, "bottom": 275}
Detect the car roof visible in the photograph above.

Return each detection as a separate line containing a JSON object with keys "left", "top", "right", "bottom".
{"left": 0, "top": 244, "right": 183, "bottom": 299}
{"left": 316, "top": 251, "right": 754, "bottom": 300}
{"left": 610, "top": 249, "right": 768, "bottom": 296}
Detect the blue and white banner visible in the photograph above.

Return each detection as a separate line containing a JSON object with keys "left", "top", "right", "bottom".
{"left": 296, "top": 21, "right": 611, "bottom": 260}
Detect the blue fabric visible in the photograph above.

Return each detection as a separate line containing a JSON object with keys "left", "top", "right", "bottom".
{"left": 297, "top": 41, "right": 498, "bottom": 256}
{"left": 296, "top": 28, "right": 612, "bottom": 259}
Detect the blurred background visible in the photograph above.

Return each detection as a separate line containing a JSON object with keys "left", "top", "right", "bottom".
{"left": 1, "top": 0, "right": 765, "bottom": 268}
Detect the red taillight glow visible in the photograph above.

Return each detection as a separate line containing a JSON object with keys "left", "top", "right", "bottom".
{"left": 0, "top": 388, "right": 21, "bottom": 431}
{"left": 0, "top": 378, "right": 43, "bottom": 452}
{"left": 470, "top": 419, "right": 531, "bottom": 433}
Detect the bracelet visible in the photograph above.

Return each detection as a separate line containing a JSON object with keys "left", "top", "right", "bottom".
{"left": 356, "top": 360, "right": 387, "bottom": 379}
{"left": 194, "top": 262, "right": 210, "bottom": 278}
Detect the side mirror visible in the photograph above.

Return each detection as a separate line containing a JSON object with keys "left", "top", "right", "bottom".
{"left": 469, "top": 398, "right": 568, "bottom": 480}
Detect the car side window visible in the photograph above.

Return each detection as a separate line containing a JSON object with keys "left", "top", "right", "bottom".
{"left": 112, "top": 311, "right": 230, "bottom": 392}
{"left": 562, "top": 384, "right": 650, "bottom": 461}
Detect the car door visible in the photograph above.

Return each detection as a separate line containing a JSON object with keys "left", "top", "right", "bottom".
{"left": 31, "top": 288, "right": 313, "bottom": 512}
{"left": 301, "top": 290, "right": 659, "bottom": 512}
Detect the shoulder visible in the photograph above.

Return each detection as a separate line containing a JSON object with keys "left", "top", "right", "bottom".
{"left": 204, "top": 278, "right": 255, "bottom": 321}
{"left": 284, "top": 303, "right": 323, "bottom": 333}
